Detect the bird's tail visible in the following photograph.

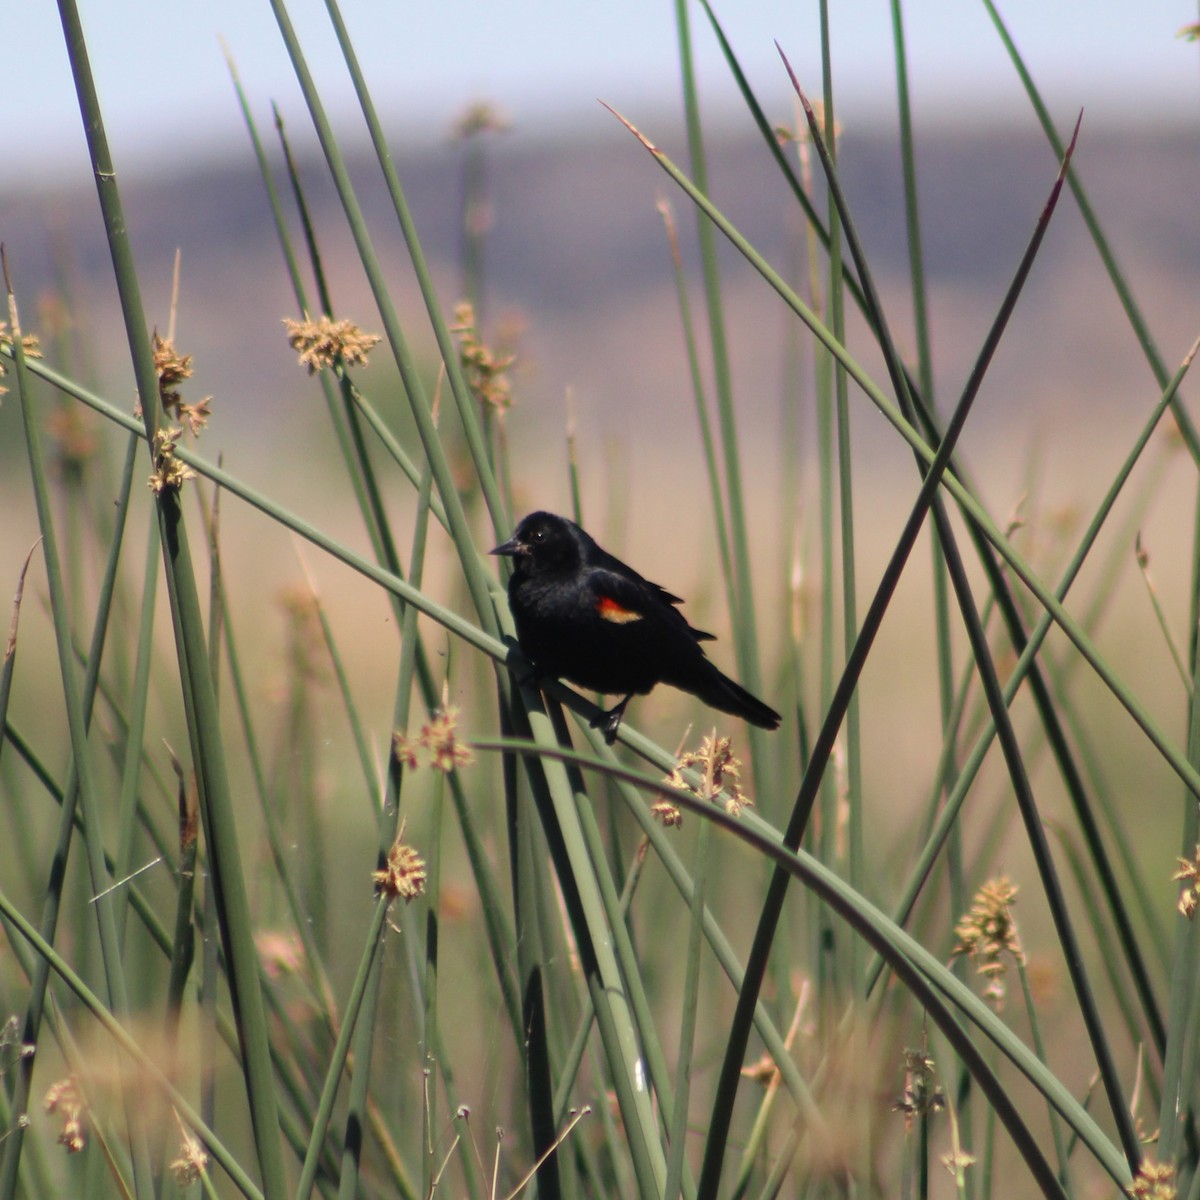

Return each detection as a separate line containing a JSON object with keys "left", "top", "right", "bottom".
{"left": 691, "top": 664, "right": 781, "bottom": 731}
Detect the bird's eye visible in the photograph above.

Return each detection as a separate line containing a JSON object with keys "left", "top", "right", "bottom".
{"left": 531, "top": 528, "right": 546, "bottom": 542}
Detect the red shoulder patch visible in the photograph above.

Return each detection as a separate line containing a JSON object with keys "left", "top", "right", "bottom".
{"left": 596, "top": 595, "right": 644, "bottom": 624}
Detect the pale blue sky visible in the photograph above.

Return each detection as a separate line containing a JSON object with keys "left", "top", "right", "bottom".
{"left": 13, "top": 1, "right": 1200, "bottom": 183}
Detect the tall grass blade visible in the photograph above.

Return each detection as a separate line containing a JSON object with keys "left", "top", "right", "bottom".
{"left": 672, "top": 0, "right": 765, "bottom": 720}
{"left": 48, "top": 4, "right": 288, "bottom": 1193}
{"left": 697, "top": 109, "right": 1087, "bottom": 1194}
{"left": 265, "top": 0, "right": 500, "bottom": 631}
{"left": 5, "top": 261, "right": 156, "bottom": 1200}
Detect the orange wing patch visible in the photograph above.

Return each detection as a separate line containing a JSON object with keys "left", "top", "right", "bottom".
{"left": 596, "top": 595, "right": 644, "bottom": 624}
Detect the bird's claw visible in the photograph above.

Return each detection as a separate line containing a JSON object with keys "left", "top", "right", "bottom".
{"left": 590, "top": 696, "right": 631, "bottom": 745}
{"left": 590, "top": 711, "right": 620, "bottom": 745}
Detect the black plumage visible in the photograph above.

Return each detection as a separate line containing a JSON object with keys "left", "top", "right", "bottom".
{"left": 492, "top": 511, "right": 780, "bottom": 743}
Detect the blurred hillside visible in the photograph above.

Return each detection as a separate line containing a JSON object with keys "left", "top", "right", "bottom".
{"left": 3, "top": 119, "right": 1199, "bottom": 521}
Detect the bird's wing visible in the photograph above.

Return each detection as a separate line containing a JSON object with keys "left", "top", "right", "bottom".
{"left": 644, "top": 578, "right": 716, "bottom": 641}
{"left": 587, "top": 568, "right": 715, "bottom": 642}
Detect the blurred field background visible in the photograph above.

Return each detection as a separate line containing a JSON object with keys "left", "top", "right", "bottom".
{"left": 3, "top": 3, "right": 1200, "bottom": 1198}
{"left": 4, "top": 92, "right": 1199, "bottom": 864}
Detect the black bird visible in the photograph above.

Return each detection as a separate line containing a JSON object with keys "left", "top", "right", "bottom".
{"left": 491, "top": 511, "right": 781, "bottom": 743}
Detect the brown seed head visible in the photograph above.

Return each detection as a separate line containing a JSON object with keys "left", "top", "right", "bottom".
{"left": 667, "top": 733, "right": 751, "bottom": 815}
{"left": 283, "top": 315, "right": 382, "bottom": 375}
{"left": 373, "top": 826, "right": 427, "bottom": 902}
{"left": 451, "top": 300, "right": 515, "bottom": 414}
{"left": 425, "top": 706, "right": 473, "bottom": 772}
{"left": 892, "top": 1048, "right": 945, "bottom": 1131}
{"left": 650, "top": 797, "right": 683, "bottom": 828}
{"left": 148, "top": 426, "right": 197, "bottom": 494}
{"left": 1129, "top": 1158, "right": 1177, "bottom": 1199}
{"left": 0, "top": 321, "right": 42, "bottom": 396}
{"left": 44, "top": 1076, "right": 87, "bottom": 1154}
{"left": 153, "top": 332, "right": 193, "bottom": 410}
{"left": 169, "top": 1117, "right": 208, "bottom": 1187}
{"left": 952, "top": 876, "right": 1024, "bottom": 1010}
{"left": 1173, "top": 847, "right": 1200, "bottom": 919}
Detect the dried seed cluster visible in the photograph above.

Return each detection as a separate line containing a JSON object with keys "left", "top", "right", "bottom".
{"left": 1173, "top": 846, "right": 1200, "bottom": 919}
{"left": 373, "top": 826, "right": 428, "bottom": 903}
{"left": 283, "top": 315, "right": 381, "bottom": 375}
{"left": 952, "top": 877, "right": 1025, "bottom": 1010}
{"left": 148, "top": 426, "right": 197, "bottom": 495}
{"left": 153, "top": 332, "right": 211, "bottom": 437}
{"left": 893, "top": 1048, "right": 945, "bottom": 1130}
{"left": 0, "top": 321, "right": 41, "bottom": 396}
{"left": 393, "top": 707, "right": 473, "bottom": 774}
{"left": 1129, "top": 1159, "right": 1177, "bottom": 1200}
{"left": 451, "top": 300, "right": 514, "bottom": 414}
{"left": 44, "top": 1077, "right": 86, "bottom": 1154}
{"left": 660, "top": 733, "right": 751, "bottom": 826}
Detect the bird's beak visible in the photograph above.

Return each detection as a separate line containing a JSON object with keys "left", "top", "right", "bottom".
{"left": 490, "top": 536, "right": 521, "bottom": 557}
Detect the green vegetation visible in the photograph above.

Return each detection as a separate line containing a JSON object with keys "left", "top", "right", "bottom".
{"left": 2, "top": 2, "right": 1198, "bottom": 1198}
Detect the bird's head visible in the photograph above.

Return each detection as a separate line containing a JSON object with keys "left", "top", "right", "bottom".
{"left": 491, "top": 511, "right": 583, "bottom": 574}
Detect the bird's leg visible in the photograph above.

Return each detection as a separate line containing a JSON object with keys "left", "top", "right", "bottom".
{"left": 591, "top": 695, "right": 632, "bottom": 745}
{"left": 500, "top": 638, "right": 539, "bottom": 687}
